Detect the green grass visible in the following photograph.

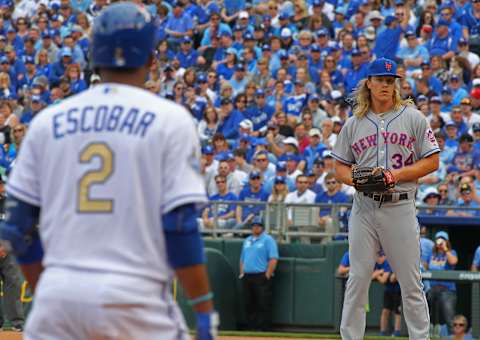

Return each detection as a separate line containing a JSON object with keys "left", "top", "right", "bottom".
{"left": 217, "top": 330, "right": 443, "bottom": 340}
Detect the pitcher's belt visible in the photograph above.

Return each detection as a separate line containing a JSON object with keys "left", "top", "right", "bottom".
{"left": 363, "top": 191, "right": 413, "bottom": 202}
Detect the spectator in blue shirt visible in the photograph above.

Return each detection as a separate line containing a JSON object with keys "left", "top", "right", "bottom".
{"left": 337, "top": 250, "right": 350, "bottom": 276}
{"left": 175, "top": 36, "right": 198, "bottom": 69}
{"left": 304, "top": 128, "right": 328, "bottom": 171}
{"left": 344, "top": 48, "right": 368, "bottom": 94}
{"left": 201, "top": 174, "right": 238, "bottom": 230}
{"left": 447, "top": 183, "right": 480, "bottom": 217}
{"left": 428, "top": 19, "right": 458, "bottom": 61}
{"left": 239, "top": 216, "right": 278, "bottom": 331}
{"left": 426, "top": 231, "right": 458, "bottom": 335}
{"left": 448, "top": 133, "right": 478, "bottom": 178}
{"left": 396, "top": 30, "right": 430, "bottom": 77}
{"left": 236, "top": 170, "right": 269, "bottom": 229}
{"left": 447, "top": 75, "right": 469, "bottom": 105}
{"left": 315, "top": 173, "right": 349, "bottom": 238}
{"left": 246, "top": 89, "right": 275, "bottom": 133}
{"left": 373, "top": 15, "right": 404, "bottom": 61}
{"left": 378, "top": 259, "right": 402, "bottom": 337}
{"left": 419, "top": 226, "right": 434, "bottom": 267}
{"left": 217, "top": 97, "right": 245, "bottom": 140}
{"left": 165, "top": 1, "right": 194, "bottom": 50}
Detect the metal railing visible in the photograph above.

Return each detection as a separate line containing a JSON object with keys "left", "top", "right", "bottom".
{"left": 201, "top": 200, "right": 480, "bottom": 243}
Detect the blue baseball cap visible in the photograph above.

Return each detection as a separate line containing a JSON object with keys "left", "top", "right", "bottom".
{"left": 197, "top": 73, "right": 207, "bottom": 83}
{"left": 251, "top": 216, "right": 264, "bottom": 227}
{"left": 274, "top": 176, "right": 286, "bottom": 184}
{"left": 281, "top": 152, "right": 298, "bottom": 162}
{"left": 435, "top": 231, "right": 449, "bottom": 241}
{"left": 384, "top": 15, "right": 398, "bottom": 26}
{"left": 24, "top": 55, "right": 34, "bottom": 64}
{"left": 316, "top": 28, "right": 329, "bottom": 37}
{"left": 201, "top": 145, "right": 214, "bottom": 154}
{"left": 313, "top": 0, "right": 324, "bottom": 6}
{"left": 367, "top": 58, "right": 401, "bottom": 78}
{"left": 249, "top": 170, "right": 262, "bottom": 179}
{"left": 276, "top": 161, "right": 287, "bottom": 172}
{"left": 351, "top": 48, "right": 362, "bottom": 56}
{"left": 225, "top": 47, "right": 237, "bottom": 55}
{"left": 181, "top": 36, "right": 192, "bottom": 44}
{"left": 437, "top": 19, "right": 450, "bottom": 27}
{"left": 262, "top": 44, "right": 271, "bottom": 51}
{"left": 0, "top": 56, "right": 8, "bottom": 64}
{"left": 235, "top": 63, "right": 245, "bottom": 71}
{"left": 279, "top": 13, "right": 290, "bottom": 20}
{"left": 243, "top": 32, "right": 254, "bottom": 40}
{"left": 279, "top": 50, "right": 289, "bottom": 59}
{"left": 31, "top": 95, "right": 42, "bottom": 103}
{"left": 255, "top": 89, "right": 265, "bottom": 96}
{"left": 430, "top": 96, "right": 441, "bottom": 103}
{"left": 220, "top": 30, "right": 232, "bottom": 38}
{"left": 311, "top": 44, "right": 321, "bottom": 52}
{"left": 441, "top": 86, "right": 452, "bottom": 95}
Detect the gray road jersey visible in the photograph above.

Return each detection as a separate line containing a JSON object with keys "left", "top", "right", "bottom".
{"left": 332, "top": 105, "right": 440, "bottom": 192}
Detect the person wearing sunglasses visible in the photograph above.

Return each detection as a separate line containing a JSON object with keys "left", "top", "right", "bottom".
{"left": 444, "top": 314, "right": 474, "bottom": 340}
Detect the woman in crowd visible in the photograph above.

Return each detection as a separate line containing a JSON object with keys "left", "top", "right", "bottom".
{"left": 426, "top": 231, "right": 458, "bottom": 337}
{"left": 198, "top": 106, "right": 219, "bottom": 144}
{"left": 65, "top": 63, "right": 87, "bottom": 95}
{"left": 447, "top": 315, "right": 474, "bottom": 340}
{"left": 269, "top": 176, "right": 289, "bottom": 203}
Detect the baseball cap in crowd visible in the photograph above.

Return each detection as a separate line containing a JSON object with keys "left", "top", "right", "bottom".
{"left": 239, "top": 119, "right": 253, "bottom": 130}
{"left": 274, "top": 176, "right": 286, "bottom": 184}
{"left": 281, "top": 152, "right": 298, "bottom": 162}
{"left": 276, "top": 161, "right": 287, "bottom": 172}
{"left": 238, "top": 11, "right": 249, "bottom": 19}
{"left": 314, "top": 158, "right": 324, "bottom": 166}
{"left": 322, "top": 150, "right": 333, "bottom": 158}
{"left": 249, "top": 170, "right": 262, "bottom": 180}
{"left": 473, "top": 123, "right": 480, "bottom": 132}
{"left": 24, "top": 56, "right": 34, "bottom": 64}
{"left": 197, "top": 74, "right": 207, "bottom": 83}
{"left": 280, "top": 27, "right": 292, "bottom": 38}
{"left": 262, "top": 44, "right": 271, "bottom": 51}
{"left": 436, "top": 19, "right": 450, "bottom": 27}
{"left": 61, "top": 47, "right": 72, "bottom": 57}
{"left": 458, "top": 37, "right": 468, "bottom": 45}
{"left": 283, "top": 136, "right": 299, "bottom": 148}
{"left": 417, "top": 94, "right": 428, "bottom": 103}
{"left": 471, "top": 88, "right": 480, "bottom": 99}
{"left": 441, "top": 86, "right": 452, "bottom": 95}
{"left": 235, "top": 63, "right": 245, "bottom": 71}
{"left": 267, "top": 121, "right": 278, "bottom": 130}
{"left": 311, "top": 44, "right": 321, "bottom": 52}
{"left": 369, "top": 10, "right": 384, "bottom": 21}
{"left": 279, "top": 13, "right": 290, "bottom": 21}
{"left": 279, "top": 51, "right": 289, "bottom": 60}
{"left": 461, "top": 97, "right": 471, "bottom": 105}
{"left": 367, "top": 58, "right": 401, "bottom": 78}
{"left": 460, "top": 183, "right": 472, "bottom": 194}
{"left": 444, "top": 120, "right": 456, "bottom": 128}
{"left": 309, "top": 128, "right": 321, "bottom": 137}
{"left": 181, "top": 36, "right": 192, "bottom": 44}
{"left": 351, "top": 48, "right": 362, "bottom": 57}
{"left": 220, "top": 97, "right": 232, "bottom": 105}
{"left": 405, "top": 30, "right": 416, "bottom": 38}
{"left": 449, "top": 74, "right": 460, "bottom": 82}
{"left": 31, "top": 95, "right": 42, "bottom": 103}
{"left": 312, "top": 0, "right": 324, "bottom": 6}
{"left": 384, "top": 15, "right": 398, "bottom": 26}
{"left": 459, "top": 133, "right": 474, "bottom": 143}
{"left": 243, "top": 32, "right": 254, "bottom": 40}
{"left": 90, "top": 74, "right": 101, "bottom": 83}
{"left": 423, "top": 188, "right": 441, "bottom": 202}
{"left": 473, "top": 78, "right": 480, "bottom": 87}
{"left": 0, "top": 35, "right": 5, "bottom": 41}
{"left": 364, "top": 26, "right": 376, "bottom": 41}
{"left": 332, "top": 116, "right": 343, "bottom": 124}
{"left": 435, "top": 231, "right": 449, "bottom": 241}
{"left": 225, "top": 47, "right": 236, "bottom": 55}
{"left": 251, "top": 216, "right": 264, "bottom": 227}
{"left": 201, "top": 145, "right": 214, "bottom": 155}
{"left": 309, "top": 94, "right": 320, "bottom": 102}
{"left": 430, "top": 96, "right": 441, "bottom": 103}
{"left": 316, "top": 28, "right": 328, "bottom": 37}
{"left": 255, "top": 89, "right": 265, "bottom": 96}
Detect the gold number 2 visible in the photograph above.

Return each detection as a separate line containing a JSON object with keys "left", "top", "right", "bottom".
{"left": 78, "top": 143, "right": 114, "bottom": 213}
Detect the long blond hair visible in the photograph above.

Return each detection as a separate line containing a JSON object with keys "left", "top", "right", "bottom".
{"left": 352, "top": 78, "right": 415, "bottom": 118}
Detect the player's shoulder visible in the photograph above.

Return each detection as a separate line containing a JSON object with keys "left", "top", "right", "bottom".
{"left": 399, "top": 104, "right": 426, "bottom": 121}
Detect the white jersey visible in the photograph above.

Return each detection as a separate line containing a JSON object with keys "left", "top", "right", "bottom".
{"left": 7, "top": 83, "right": 207, "bottom": 285}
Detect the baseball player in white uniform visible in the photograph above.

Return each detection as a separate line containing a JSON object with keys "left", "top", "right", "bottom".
{"left": 332, "top": 58, "right": 440, "bottom": 340}
{"left": 0, "top": 3, "right": 218, "bottom": 339}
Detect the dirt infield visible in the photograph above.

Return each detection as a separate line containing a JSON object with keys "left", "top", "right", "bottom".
{"left": 0, "top": 331, "right": 22, "bottom": 340}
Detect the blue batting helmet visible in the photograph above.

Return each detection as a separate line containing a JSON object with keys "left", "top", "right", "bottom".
{"left": 91, "top": 2, "right": 157, "bottom": 69}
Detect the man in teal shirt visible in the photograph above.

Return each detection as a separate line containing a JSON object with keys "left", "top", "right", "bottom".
{"left": 240, "top": 217, "right": 278, "bottom": 331}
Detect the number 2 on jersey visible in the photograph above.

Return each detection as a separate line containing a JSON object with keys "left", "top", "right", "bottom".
{"left": 78, "top": 143, "right": 114, "bottom": 213}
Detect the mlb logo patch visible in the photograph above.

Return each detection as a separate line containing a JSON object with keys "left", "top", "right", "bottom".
{"left": 385, "top": 62, "right": 392, "bottom": 72}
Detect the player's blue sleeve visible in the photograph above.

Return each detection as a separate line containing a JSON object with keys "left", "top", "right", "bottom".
{"left": 340, "top": 251, "right": 349, "bottom": 267}
{"left": 0, "top": 194, "right": 43, "bottom": 264}
{"left": 162, "top": 203, "right": 205, "bottom": 269}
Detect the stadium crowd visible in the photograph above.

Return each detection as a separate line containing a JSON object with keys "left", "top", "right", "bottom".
{"left": 0, "top": 0, "right": 479, "bottom": 337}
